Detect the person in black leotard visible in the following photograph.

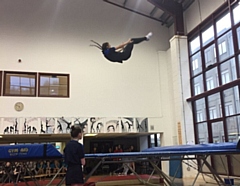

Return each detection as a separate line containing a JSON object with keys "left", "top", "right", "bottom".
{"left": 64, "top": 125, "right": 85, "bottom": 186}
{"left": 91, "top": 32, "right": 152, "bottom": 63}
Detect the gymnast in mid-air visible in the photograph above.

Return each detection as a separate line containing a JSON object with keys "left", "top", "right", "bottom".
{"left": 90, "top": 32, "right": 152, "bottom": 63}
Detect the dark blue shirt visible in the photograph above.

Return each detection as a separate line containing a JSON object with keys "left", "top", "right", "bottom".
{"left": 64, "top": 140, "right": 84, "bottom": 167}
{"left": 102, "top": 47, "right": 123, "bottom": 63}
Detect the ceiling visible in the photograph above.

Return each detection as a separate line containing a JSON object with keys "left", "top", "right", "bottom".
{"left": 103, "top": 0, "right": 195, "bottom": 28}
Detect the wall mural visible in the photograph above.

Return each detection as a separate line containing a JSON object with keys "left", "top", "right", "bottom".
{"left": 56, "top": 117, "right": 72, "bottom": 134}
{"left": 40, "top": 117, "right": 55, "bottom": 134}
{"left": 73, "top": 117, "right": 89, "bottom": 133}
{"left": 0, "top": 117, "right": 149, "bottom": 135}
{"left": 1, "top": 118, "right": 20, "bottom": 134}
{"left": 87, "top": 117, "right": 105, "bottom": 133}
{"left": 120, "top": 117, "right": 135, "bottom": 132}
{"left": 136, "top": 117, "right": 148, "bottom": 132}
{"left": 105, "top": 118, "right": 120, "bottom": 133}
{"left": 22, "top": 118, "right": 39, "bottom": 134}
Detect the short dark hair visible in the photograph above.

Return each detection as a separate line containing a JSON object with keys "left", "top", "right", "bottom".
{"left": 70, "top": 125, "right": 82, "bottom": 138}
{"left": 102, "top": 42, "right": 109, "bottom": 51}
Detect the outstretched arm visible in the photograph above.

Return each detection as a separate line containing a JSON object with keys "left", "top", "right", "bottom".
{"left": 115, "top": 39, "right": 132, "bottom": 50}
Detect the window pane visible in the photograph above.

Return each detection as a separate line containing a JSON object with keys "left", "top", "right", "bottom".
{"left": 4, "top": 72, "right": 36, "bottom": 96}
{"left": 192, "top": 74, "right": 203, "bottom": 96}
{"left": 233, "top": 4, "right": 240, "bottom": 25}
{"left": 197, "top": 122, "right": 208, "bottom": 144}
{"left": 205, "top": 67, "right": 219, "bottom": 91}
{"left": 194, "top": 98, "right": 206, "bottom": 122}
{"left": 212, "top": 121, "right": 224, "bottom": 143}
{"left": 208, "top": 93, "right": 221, "bottom": 119}
{"left": 202, "top": 25, "right": 214, "bottom": 46}
{"left": 40, "top": 76, "right": 50, "bottom": 86}
{"left": 237, "top": 27, "right": 240, "bottom": 50}
{"left": 204, "top": 44, "right": 216, "bottom": 67}
{"left": 150, "top": 134, "right": 155, "bottom": 147}
{"left": 226, "top": 116, "right": 240, "bottom": 142}
{"left": 239, "top": 55, "right": 240, "bottom": 73}
{"left": 190, "top": 36, "right": 200, "bottom": 54}
{"left": 220, "top": 58, "right": 237, "bottom": 85}
{"left": 216, "top": 13, "right": 231, "bottom": 36}
{"left": 217, "top": 31, "right": 234, "bottom": 62}
{"left": 190, "top": 52, "right": 202, "bottom": 76}
{"left": 223, "top": 86, "right": 240, "bottom": 116}
{"left": 39, "top": 74, "right": 69, "bottom": 97}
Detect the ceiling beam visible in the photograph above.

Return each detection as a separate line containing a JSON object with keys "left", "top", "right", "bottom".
{"left": 148, "top": 0, "right": 185, "bottom": 35}
{"left": 123, "top": 0, "right": 128, "bottom": 7}
{"left": 150, "top": 6, "right": 158, "bottom": 17}
{"left": 103, "top": 0, "right": 164, "bottom": 24}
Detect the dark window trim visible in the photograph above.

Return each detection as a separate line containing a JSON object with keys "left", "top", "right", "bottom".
{"left": 188, "top": 0, "right": 235, "bottom": 39}
{"left": 188, "top": 1, "right": 239, "bottom": 176}
{"left": 3, "top": 71, "right": 37, "bottom": 97}
{"left": 187, "top": 77, "right": 240, "bottom": 102}
{"left": 38, "top": 72, "right": 70, "bottom": 98}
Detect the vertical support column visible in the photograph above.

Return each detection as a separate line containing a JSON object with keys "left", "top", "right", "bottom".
{"left": 169, "top": 35, "right": 193, "bottom": 145}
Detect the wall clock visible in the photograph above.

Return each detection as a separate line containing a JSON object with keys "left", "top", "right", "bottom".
{"left": 14, "top": 102, "right": 24, "bottom": 112}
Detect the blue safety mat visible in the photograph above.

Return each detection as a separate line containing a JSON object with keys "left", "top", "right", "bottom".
{"left": 0, "top": 144, "right": 62, "bottom": 160}
{"left": 142, "top": 142, "right": 237, "bottom": 152}
{"left": 85, "top": 142, "right": 240, "bottom": 158}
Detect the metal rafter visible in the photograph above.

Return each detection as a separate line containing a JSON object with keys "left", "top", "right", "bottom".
{"left": 103, "top": 0, "right": 164, "bottom": 24}
{"left": 148, "top": 0, "right": 185, "bottom": 35}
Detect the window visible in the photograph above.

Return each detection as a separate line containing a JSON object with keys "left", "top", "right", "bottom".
{"left": 212, "top": 121, "right": 224, "bottom": 143}
{"left": 237, "top": 27, "right": 240, "bottom": 50}
{"left": 205, "top": 44, "right": 216, "bottom": 66}
{"left": 194, "top": 83, "right": 201, "bottom": 95}
{"left": 190, "top": 36, "right": 200, "bottom": 54}
{"left": 233, "top": 4, "right": 240, "bottom": 25}
{"left": 216, "top": 13, "right": 231, "bottom": 36}
{"left": 194, "top": 98, "right": 206, "bottom": 122}
{"left": 192, "top": 75, "right": 203, "bottom": 95}
{"left": 3, "top": 72, "right": 36, "bottom": 96}
{"left": 208, "top": 93, "right": 221, "bottom": 119}
{"left": 217, "top": 31, "right": 234, "bottom": 62}
{"left": 188, "top": 0, "right": 240, "bottom": 177}
{"left": 206, "top": 77, "right": 214, "bottom": 90}
{"left": 209, "top": 106, "right": 217, "bottom": 119}
{"left": 226, "top": 116, "right": 240, "bottom": 142}
{"left": 197, "top": 122, "right": 208, "bottom": 144}
{"left": 192, "top": 59, "right": 199, "bottom": 70}
{"left": 39, "top": 73, "right": 69, "bottom": 97}
{"left": 221, "top": 70, "right": 230, "bottom": 84}
{"left": 202, "top": 25, "right": 214, "bottom": 46}
{"left": 225, "top": 102, "right": 234, "bottom": 116}
{"left": 191, "top": 52, "right": 202, "bottom": 75}
{"left": 223, "top": 87, "right": 240, "bottom": 115}
{"left": 218, "top": 41, "right": 227, "bottom": 55}
{"left": 196, "top": 111, "right": 203, "bottom": 122}
{"left": 206, "top": 67, "right": 219, "bottom": 90}
{"left": 149, "top": 133, "right": 161, "bottom": 147}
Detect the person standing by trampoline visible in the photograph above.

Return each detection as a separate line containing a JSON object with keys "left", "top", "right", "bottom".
{"left": 64, "top": 125, "right": 85, "bottom": 186}
{"left": 90, "top": 32, "right": 152, "bottom": 63}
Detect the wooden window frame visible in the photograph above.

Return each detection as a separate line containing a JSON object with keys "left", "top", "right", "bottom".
{"left": 3, "top": 71, "right": 37, "bottom": 97}
{"left": 38, "top": 73, "right": 70, "bottom": 98}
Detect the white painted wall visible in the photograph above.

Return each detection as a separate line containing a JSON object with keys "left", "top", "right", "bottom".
{"left": 184, "top": 0, "right": 225, "bottom": 33}
{"left": 0, "top": 0, "right": 170, "bottom": 119}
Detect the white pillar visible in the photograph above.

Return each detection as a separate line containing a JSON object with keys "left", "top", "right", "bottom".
{"left": 169, "top": 35, "right": 193, "bottom": 145}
